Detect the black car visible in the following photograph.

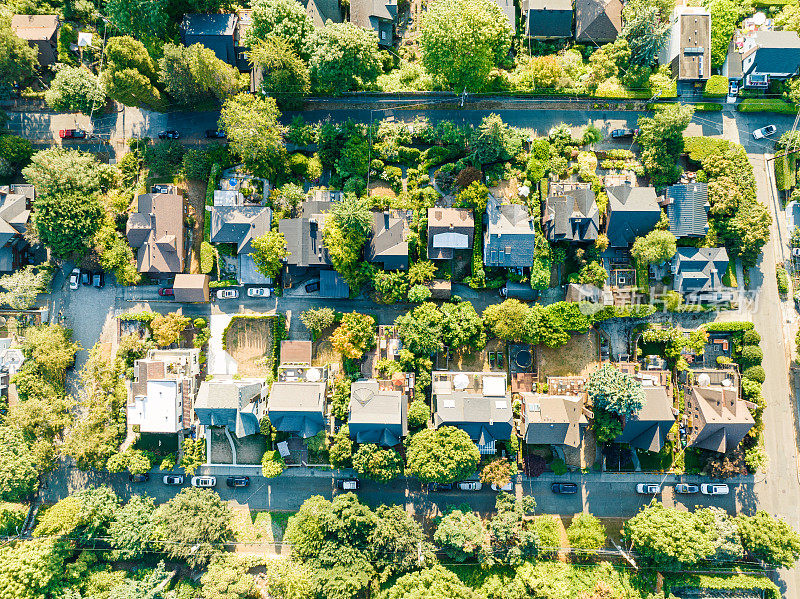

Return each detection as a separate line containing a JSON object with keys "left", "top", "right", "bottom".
{"left": 205, "top": 129, "right": 226, "bottom": 139}
{"left": 81, "top": 270, "right": 91, "bottom": 286}
{"left": 226, "top": 476, "right": 250, "bottom": 488}
{"left": 611, "top": 128, "right": 639, "bottom": 139}
{"left": 158, "top": 130, "right": 180, "bottom": 140}
{"left": 305, "top": 281, "right": 320, "bottom": 293}
{"left": 92, "top": 272, "right": 104, "bottom": 288}
{"left": 551, "top": 482, "right": 578, "bottom": 494}
{"left": 427, "top": 482, "right": 453, "bottom": 492}
{"left": 129, "top": 473, "right": 150, "bottom": 483}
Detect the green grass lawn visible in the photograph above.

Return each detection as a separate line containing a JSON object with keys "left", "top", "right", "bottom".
{"left": 737, "top": 98, "right": 798, "bottom": 114}
{"left": 722, "top": 257, "right": 738, "bottom": 288}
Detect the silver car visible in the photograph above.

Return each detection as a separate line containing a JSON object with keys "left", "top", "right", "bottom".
{"left": 247, "top": 287, "right": 271, "bottom": 297}
{"left": 191, "top": 476, "right": 216, "bottom": 488}
{"left": 457, "top": 481, "right": 482, "bottom": 491}
{"left": 636, "top": 483, "right": 661, "bottom": 494}
{"left": 216, "top": 289, "right": 239, "bottom": 300}
{"left": 752, "top": 125, "right": 777, "bottom": 139}
{"left": 700, "top": 483, "right": 729, "bottom": 496}
{"left": 675, "top": 483, "right": 699, "bottom": 494}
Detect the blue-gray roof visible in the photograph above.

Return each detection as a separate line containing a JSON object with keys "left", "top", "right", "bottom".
{"left": 348, "top": 380, "right": 407, "bottom": 446}
{"left": 268, "top": 381, "right": 326, "bottom": 438}
{"left": 606, "top": 185, "right": 661, "bottom": 247}
{"left": 180, "top": 14, "right": 237, "bottom": 64}
{"left": 614, "top": 387, "right": 675, "bottom": 452}
{"left": 484, "top": 197, "right": 535, "bottom": 268}
{"left": 194, "top": 379, "right": 265, "bottom": 438}
{"left": 320, "top": 269, "right": 349, "bottom": 298}
{"left": 526, "top": 0, "right": 572, "bottom": 38}
{"left": 672, "top": 246, "right": 728, "bottom": 293}
{"left": 543, "top": 188, "right": 599, "bottom": 243}
{"left": 666, "top": 183, "right": 708, "bottom": 238}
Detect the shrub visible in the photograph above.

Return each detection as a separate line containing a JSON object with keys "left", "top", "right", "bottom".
{"left": 693, "top": 103, "right": 723, "bottom": 112}
{"left": 200, "top": 241, "right": 215, "bottom": 274}
{"left": 703, "top": 75, "right": 729, "bottom": 98}
{"left": 743, "top": 365, "right": 766, "bottom": 384}
{"left": 741, "top": 345, "right": 763, "bottom": 367}
{"left": 702, "top": 321, "right": 754, "bottom": 332}
{"left": 549, "top": 458, "right": 567, "bottom": 475}
{"left": 774, "top": 154, "right": 796, "bottom": 192}
{"left": 777, "top": 265, "right": 790, "bottom": 295}
{"left": 0, "top": 503, "right": 27, "bottom": 535}
{"left": 261, "top": 450, "right": 286, "bottom": 477}
{"left": 737, "top": 98, "right": 798, "bottom": 114}
{"left": 408, "top": 399, "right": 430, "bottom": 429}
{"left": 408, "top": 284, "right": 431, "bottom": 303}
{"left": 743, "top": 330, "right": 761, "bottom": 345}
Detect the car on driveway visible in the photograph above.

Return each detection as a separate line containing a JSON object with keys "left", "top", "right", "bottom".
{"left": 305, "top": 281, "right": 320, "bottom": 293}
{"left": 191, "top": 476, "right": 216, "bottom": 488}
{"left": 491, "top": 481, "right": 514, "bottom": 492}
{"left": 700, "top": 483, "right": 729, "bottom": 495}
{"left": 163, "top": 475, "right": 184, "bottom": 485}
{"left": 551, "top": 482, "right": 578, "bottom": 494}
{"left": 158, "top": 287, "right": 174, "bottom": 297}
{"left": 337, "top": 479, "right": 360, "bottom": 490}
{"left": 611, "top": 128, "right": 639, "bottom": 139}
{"left": 427, "top": 482, "right": 453, "bottom": 492}
{"left": 457, "top": 481, "right": 482, "bottom": 491}
{"left": 81, "top": 270, "right": 91, "bottom": 286}
{"left": 729, "top": 80, "right": 739, "bottom": 96}
{"left": 216, "top": 289, "right": 239, "bottom": 299}
{"left": 636, "top": 483, "right": 662, "bottom": 494}
{"left": 92, "top": 272, "right": 104, "bottom": 288}
{"left": 129, "top": 473, "right": 150, "bottom": 483}
{"left": 205, "top": 129, "right": 226, "bottom": 139}
{"left": 226, "top": 476, "right": 250, "bottom": 488}
{"left": 158, "top": 130, "right": 180, "bottom": 139}
{"left": 69, "top": 268, "right": 80, "bottom": 290}
{"left": 675, "top": 483, "right": 699, "bottom": 494}
{"left": 753, "top": 125, "right": 777, "bottom": 139}
{"left": 247, "top": 287, "right": 271, "bottom": 297}
{"left": 59, "top": 129, "right": 87, "bottom": 139}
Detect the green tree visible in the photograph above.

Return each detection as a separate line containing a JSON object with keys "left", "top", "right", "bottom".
{"left": 32, "top": 191, "right": 104, "bottom": 257}
{"left": 249, "top": 37, "right": 311, "bottom": 109}
{"left": 631, "top": 230, "right": 677, "bottom": 265}
{"left": 395, "top": 302, "right": 444, "bottom": 356}
{"left": 407, "top": 285, "right": 432, "bottom": 303}
{"left": 0, "top": 539, "right": 68, "bottom": 599}
{"left": 567, "top": 513, "right": 606, "bottom": 557}
{"left": 0, "top": 503, "right": 27, "bottom": 536}
{"left": 482, "top": 299, "right": 529, "bottom": 342}
{"left": 73, "top": 485, "right": 120, "bottom": 541}
{"left": 470, "top": 115, "right": 522, "bottom": 165}
{"left": 201, "top": 556, "right": 260, "bottom": 599}
{"left": 736, "top": 511, "right": 800, "bottom": 568}
{"left": 637, "top": 104, "right": 695, "bottom": 186}
{"left": 23, "top": 147, "right": 119, "bottom": 197}
{"left": 480, "top": 457, "right": 512, "bottom": 489}
{"left": 407, "top": 399, "right": 430, "bottom": 429}
{"left": 331, "top": 312, "right": 376, "bottom": 360}
{"left": 373, "top": 270, "right": 408, "bottom": 304}
{"left": 622, "top": 0, "right": 670, "bottom": 67}
{"left": 352, "top": 444, "right": 403, "bottom": 483}
{"left": 441, "top": 301, "right": 486, "bottom": 352}
{"left": 0, "top": 426, "right": 39, "bottom": 502}
{"left": 151, "top": 488, "right": 232, "bottom": 568}
{"left": 106, "top": 0, "right": 169, "bottom": 46}
{"left": 578, "top": 261, "right": 608, "bottom": 288}
{"left": 45, "top": 66, "right": 106, "bottom": 115}
{"left": 22, "top": 324, "right": 79, "bottom": 386}
{"left": 408, "top": 260, "right": 437, "bottom": 285}
{"left": 592, "top": 409, "right": 623, "bottom": 444}
{"left": 434, "top": 509, "right": 486, "bottom": 562}
{"left": 488, "top": 494, "right": 538, "bottom": 565}
{"left": 706, "top": 0, "right": 751, "bottom": 68}
{"left": 406, "top": 426, "right": 480, "bottom": 483}
{"left": 380, "top": 565, "right": 480, "bottom": 599}
{"left": 524, "top": 304, "right": 570, "bottom": 348}
{"left": 108, "top": 561, "right": 171, "bottom": 599}
{"left": 246, "top": 0, "right": 314, "bottom": 57}
{"left": 251, "top": 231, "right": 289, "bottom": 278}
{"left": 149, "top": 312, "right": 190, "bottom": 347}
{"left": 332, "top": 193, "right": 372, "bottom": 237}
{"left": 370, "top": 504, "right": 432, "bottom": 575}
{"left": 103, "top": 36, "right": 163, "bottom": 107}
{"left": 329, "top": 424, "right": 353, "bottom": 468}
{"left": 587, "top": 364, "right": 645, "bottom": 419}
{"left": 420, "top": 0, "right": 512, "bottom": 91}
{"left": 109, "top": 494, "right": 156, "bottom": 560}
{"left": 0, "top": 265, "right": 52, "bottom": 310}
{"left": 308, "top": 22, "right": 383, "bottom": 95}
{"left": 159, "top": 43, "right": 244, "bottom": 106}
{"left": 219, "top": 93, "right": 286, "bottom": 179}
{"left": 300, "top": 307, "right": 336, "bottom": 338}
{"left": 0, "top": 17, "right": 38, "bottom": 97}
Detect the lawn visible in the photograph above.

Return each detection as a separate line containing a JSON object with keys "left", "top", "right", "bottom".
{"left": 737, "top": 98, "right": 798, "bottom": 114}
{"left": 230, "top": 508, "right": 297, "bottom": 544}
{"left": 537, "top": 331, "right": 599, "bottom": 377}
{"left": 722, "top": 257, "right": 738, "bottom": 288}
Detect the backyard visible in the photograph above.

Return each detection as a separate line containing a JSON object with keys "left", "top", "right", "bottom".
{"left": 537, "top": 331, "right": 600, "bottom": 377}
{"left": 223, "top": 315, "right": 277, "bottom": 378}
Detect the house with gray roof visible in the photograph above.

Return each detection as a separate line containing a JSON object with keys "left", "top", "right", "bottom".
{"left": 0, "top": 185, "right": 32, "bottom": 273}
{"left": 524, "top": 0, "right": 573, "bottom": 38}
{"left": 350, "top": 0, "right": 397, "bottom": 46}
{"left": 427, "top": 208, "right": 474, "bottom": 260}
{"left": 366, "top": 211, "right": 410, "bottom": 270}
{"left": 211, "top": 206, "right": 272, "bottom": 254}
{"left": 432, "top": 372, "right": 513, "bottom": 454}
{"left": 348, "top": 379, "right": 408, "bottom": 446}
{"left": 606, "top": 185, "right": 661, "bottom": 248}
{"left": 194, "top": 378, "right": 267, "bottom": 438}
{"left": 11, "top": 15, "right": 59, "bottom": 66}
{"left": 615, "top": 386, "right": 676, "bottom": 452}
{"left": 268, "top": 381, "right": 327, "bottom": 438}
{"left": 672, "top": 247, "right": 729, "bottom": 297}
{"left": 575, "top": 0, "right": 622, "bottom": 44}
{"left": 664, "top": 183, "right": 709, "bottom": 239}
{"left": 521, "top": 393, "right": 588, "bottom": 447}
{"left": 724, "top": 29, "right": 800, "bottom": 88}
{"left": 320, "top": 269, "right": 349, "bottom": 298}
{"left": 279, "top": 202, "right": 332, "bottom": 273}
{"left": 686, "top": 369, "right": 754, "bottom": 453}
{"left": 180, "top": 14, "right": 238, "bottom": 65}
{"left": 492, "top": 0, "right": 517, "bottom": 33}
{"left": 484, "top": 197, "right": 535, "bottom": 269}
{"left": 542, "top": 188, "right": 599, "bottom": 243}
{"left": 301, "top": 0, "right": 342, "bottom": 25}
{"left": 126, "top": 193, "right": 186, "bottom": 275}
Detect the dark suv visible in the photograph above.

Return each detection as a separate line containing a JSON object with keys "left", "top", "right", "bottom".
{"left": 226, "top": 476, "right": 250, "bottom": 488}
{"left": 551, "top": 482, "right": 578, "bottom": 494}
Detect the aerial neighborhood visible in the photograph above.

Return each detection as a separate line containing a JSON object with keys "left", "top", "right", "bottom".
{"left": 4, "top": 0, "right": 800, "bottom": 596}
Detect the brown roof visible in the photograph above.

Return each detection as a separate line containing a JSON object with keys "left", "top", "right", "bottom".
{"left": 127, "top": 193, "right": 186, "bottom": 275}
{"left": 575, "top": 0, "right": 621, "bottom": 43}
{"left": 131, "top": 359, "right": 166, "bottom": 398}
{"left": 686, "top": 373, "right": 754, "bottom": 453}
{"left": 173, "top": 274, "right": 209, "bottom": 303}
{"left": 522, "top": 393, "right": 587, "bottom": 447}
{"left": 280, "top": 340, "right": 313, "bottom": 365}
{"left": 11, "top": 15, "right": 59, "bottom": 40}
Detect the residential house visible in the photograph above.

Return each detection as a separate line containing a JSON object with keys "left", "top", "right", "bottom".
{"left": 301, "top": 0, "right": 343, "bottom": 26}
{"left": 672, "top": 247, "right": 730, "bottom": 299}
{"left": 366, "top": 210, "right": 410, "bottom": 270}
{"left": 172, "top": 274, "right": 209, "bottom": 303}
{"left": 126, "top": 193, "right": 186, "bottom": 276}
{"left": 524, "top": 0, "right": 573, "bottom": 39}
{"left": 542, "top": 188, "right": 599, "bottom": 243}
{"left": 11, "top": 15, "right": 59, "bottom": 66}
{"left": 348, "top": 378, "right": 408, "bottom": 446}
{"left": 492, "top": 0, "right": 517, "bottom": 33}
{"left": 234, "top": 9, "right": 252, "bottom": 70}
{"left": 574, "top": 0, "right": 622, "bottom": 44}
{"left": 686, "top": 369, "right": 754, "bottom": 453}
{"left": 210, "top": 205, "right": 272, "bottom": 284}
{"left": 483, "top": 196, "right": 535, "bottom": 270}
{"left": 613, "top": 365, "right": 676, "bottom": 452}
{"left": 605, "top": 185, "right": 661, "bottom": 248}
{"left": 0, "top": 185, "right": 33, "bottom": 273}
{"left": 565, "top": 283, "right": 611, "bottom": 303}
{"left": 0, "top": 339, "right": 24, "bottom": 403}
{"left": 349, "top": 0, "right": 397, "bottom": 46}
{"left": 663, "top": 183, "right": 709, "bottom": 239}
{"left": 724, "top": 29, "right": 800, "bottom": 88}
{"left": 309, "top": 189, "right": 344, "bottom": 203}
{"left": 432, "top": 371, "right": 514, "bottom": 454}
{"left": 427, "top": 208, "right": 474, "bottom": 260}
{"left": 521, "top": 392, "right": 588, "bottom": 447}
{"left": 320, "top": 269, "right": 350, "bottom": 298}
{"left": 127, "top": 349, "right": 201, "bottom": 434}
{"left": 180, "top": 14, "right": 238, "bottom": 65}
{"left": 278, "top": 201, "right": 333, "bottom": 277}
{"left": 659, "top": 3, "right": 711, "bottom": 81}
{"left": 194, "top": 377, "right": 267, "bottom": 438}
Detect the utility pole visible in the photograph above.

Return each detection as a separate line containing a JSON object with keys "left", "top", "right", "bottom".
{"left": 460, "top": 88, "right": 467, "bottom": 108}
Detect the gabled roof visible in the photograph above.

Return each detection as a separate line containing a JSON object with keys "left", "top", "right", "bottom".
{"left": 194, "top": 378, "right": 265, "bottom": 438}
{"left": 300, "top": 0, "right": 343, "bottom": 26}
{"left": 665, "top": 183, "right": 709, "bottom": 238}
{"left": 126, "top": 193, "right": 186, "bottom": 275}
{"left": 606, "top": 185, "right": 661, "bottom": 247}
{"left": 433, "top": 373, "right": 513, "bottom": 443}
{"left": 492, "top": 0, "right": 516, "bottom": 33}
{"left": 350, "top": 0, "right": 397, "bottom": 26}
{"left": 673, "top": 246, "right": 728, "bottom": 293}
{"left": 743, "top": 30, "right": 800, "bottom": 76}
{"left": 575, "top": 0, "right": 622, "bottom": 43}
{"left": 484, "top": 197, "right": 535, "bottom": 268}
{"left": 0, "top": 188, "right": 30, "bottom": 248}
{"left": 180, "top": 13, "right": 237, "bottom": 36}
{"left": 366, "top": 211, "right": 409, "bottom": 270}
{"left": 525, "top": 0, "right": 573, "bottom": 38}
{"left": 615, "top": 386, "right": 676, "bottom": 452}
{"left": 543, "top": 188, "right": 599, "bottom": 243}
{"left": 320, "top": 269, "right": 349, "bottom": 298}
{"left": 348, "top": 379, "right": 407, "bottom": 446}
{"left": 522, "top": 393, "right": 587, "bottom": 447}
{"left": 10, "top": 15, "right": 59, "bottom": 40}
{"left": 279, "top": 204, "right": 332, "bottom": 268}
{"left": 268, "top": 381, "right": 326, "bottom": 438}
{"left": 210, "top": 205, "right": 272, "bottom": 254}
{"left": 687, "top": 383, "right": 754, "bottom": 453}
{"left": 427, "top": 208, "right": 474, "bottom": 260}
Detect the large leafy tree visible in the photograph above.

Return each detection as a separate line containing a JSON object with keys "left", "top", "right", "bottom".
{"left": 395, "top": 302, "right": 444, "bottom": 356}
{"left": 246, "top": 0, "right": 314, "bottom": 57}
{"left": 109, "top": 494, "right": 156, "bottom": 560}
{"left": 706, "top": 0, "right": 751, "bottom": 68}
{"left": 159, "top": 43, "right": 244, "bottom": 106}
{"left": 736, "top": 511, "right": 800, "bottom": 568}
{"left": 249, "top": 37, "right": 310, "bottom": 109}
{"left": 201, "top": 556, "right": 261, "bottom": 599}
{"left": 621, "top": 0, "right": 669, "bottom": 67}
{"left": 149, "top": 312, "right": 190, "bottom": 347}
{"left": 308, "top": 22, "right": 383, "bottom": 95}
{"left": 434, "top": 509, "right": 486, "bottom": 562}
{"left": 331, "top": 312, "right": 376, "bottom": 360}
{"left": 470, "top": 114, "right": 522, "bottom": 165}
{"left": 567, "top": 513, "right": 607, "bottom": 558}
{"left": 586, "top": 364, "right": 645, "bottom": 420}
{"left": 31, "top": 192, "right": 105, "bottom": 257}
{"left": 369, "top": 505, "right": 431, "bottom": 576}
{"left": 631, "top": 230, "right": 677, "bottom": 265}
{"left": 251, "top": 231, "right": 289, "bottom": 279}
{"left": 380, "top": 565, "right": 480, "bottom": 599}
{"left": 106, "top": 0, "right": 170, "bottom": 48}
{"left": 108, "top": 561, "right": 171, "bottom": 599}
{"left": 103, "top": 36, "right": 163, "bottom": 107}
{"left": 487, "top": 494, "right": 538, "bottom": 565}
{"left": 257, "top": 559, "right": 315, "bottom": 599}
{"left": 420, "top": 0, "right": 512, "bottom": 91}
{"left": 405, "top": 426, "right": 480, "bottom": 483}
{"left": 0, "top": 265, "right": 52, "bottom": 310}
{"left": 22, "top": 324, "right": 79, "bottom": 386}
{"left": 0, "top": 539, "right": 68, "bottom": 599}
{"left": 0, "top": 426, "right": 39, "bottom": 502}
{"left": 23, "top": 148, "right": 119, "bottom": 197}
{"left": 351, "top": 444, "right": 403, "bottom": 483}
{"left": 45, "top": 66, "right": 106, "bottom": 115}
{"left": 637, "top": 104, "right": 694, "bottom": 186}
{"left": 0, "top": 16, "right": 38, "bottom": 97}
{"left": 219, "top": 93, "right": 285, "bottom": 178}
{"left": 441, "top": 301, "right": 486, "bottom": 352}
{"left": 482, "top": 299, "right": 529, "bottom": 342}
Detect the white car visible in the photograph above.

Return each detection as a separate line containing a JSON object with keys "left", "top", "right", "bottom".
{"left": 491, "top": 481, "right": 514, "bottom": 492}
{"left": 700, "top": 483, "right": 729, "bottom": 496}
{"left": 753, "top": 125, "right": 777, "bottom": 139}
{"left": 457, "top": 481, "right": 482, "bottom": 491}
{"left": 636, "top": 483, "right": 662, "bottom": 494}
{"left": 191, "top": 476, "right": 216, "bottom": 488}
{"left": 247, "top": 287, "right": 271, "bottom": 298}
{"left": 69, "top": 268, "right": 80, "bottom": 290}
{"left": 216, "top": 289, "right": 239, "bottom": 300}
{"left": 163, "top": 475, "right": 184, "bottom": 485}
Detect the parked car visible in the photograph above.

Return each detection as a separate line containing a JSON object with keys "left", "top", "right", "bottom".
{"left": 129, "top": 473, "right": 150, "bottom": 483}
{"left": 551, "top": 482, "right": 578, "bottom": 494}
{"left": 191, "top": 476, "right": 216, "bottom": 488}
{"left": 700, "top": 483, "right": 729, "bottom": 496}
{"left": 92, "top": 272, "right": 104, "bottom": 288}
{"left": 226, "top": 476, "right": 250, "bottom": 488}
{"left": 611, "top": 128, "right": 639, "bottom": 139}
{"left": 305, "top": 281, "right": 320, "bottom": 293}
{"left": 457, "top": 481, "right": 482, "bottom": 491}
{"left": 205, "top": 129, "right": 226, "bottom": 139}
{"left": 151, "top": 184, "right": 173, "bottom": 194}
{"left": 491, "top": 481, "right": 514, "bottom": 492}
{"left": 163, "top": 475, "right": 184, "bottom": 485}
{"left": 158, "top": 287, "right": 174, "bottom": 297}
{"left": 59, "top": 129, "right": 87, "bottom": 139}
{"left": 675, "top": 483, "right": 699, "bottom": 494}
{"left": 427, "top": 482, "right": 453, "bottom": 492}
{"left": 216, "top": 289, "right": 239, "bottom": 299}
{"left": 81, "top": 270, "right": 91, "bottom": 286}
{"left": 69, "top": 268, "right": 80, "bottom": 290}
{"left": 500, "top": 282, "right": 538, "bottom": 301}
{"left": 337, "top": 479, "right": 360, "bottom": 490}
{"left": 728, "top": 80, "right": 739, "bottom": 96}
{"left": 636, "top": 483, "right": 662, "bottom": 494}
{"left": 158, "top": 130, "right": 180, "bottom": 139}
{"left": 247, "top": 287, "right": 271, "bottom": 297}
{"left": 753, "top": 125, "right": 777, "bottom": 139}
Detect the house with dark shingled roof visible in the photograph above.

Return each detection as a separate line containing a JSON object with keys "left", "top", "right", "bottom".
{"left": 348, "top": 379, "right": 408, "bottom": 446}
{"left": 484, "top": 196, "right": 536, "bottom": 269}
{"left": 542, "top": 188, "right": 599, "bottom": 243}
{"left": 524, "top": 0, "right": 573, "bottom": 39}
{"left": 575, "top": 0, "right": 621, "bottom": 44}
{"left": 664, "top": 182, "right": 709, "bottom": 239}
{"left": 605, "top": 185, "right": 661, "bottom": 248}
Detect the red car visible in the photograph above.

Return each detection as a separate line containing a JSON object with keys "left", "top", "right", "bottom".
{"left": 158, "top": 287, "right": 174, "bottom": 297}
{"left": 59, "top": 129, "right": 87, "bottom": 139}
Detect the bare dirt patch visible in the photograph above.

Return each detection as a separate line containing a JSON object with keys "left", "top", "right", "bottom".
{"left": 537, "top": 331, "right": 600, "bottom": 377}
{"left": 451, "top": 338, "right": 506, "bottom": 372}
{"left": 180, "top": 179, "right": 207, "bottom": 275}
{"left": 488, "top": 177, "right": 520, "bottom": 202}
{"left": 368, "top": 181, "right": 396, "bottom": 198}
{"left": 225, "top": 317, "right": 275, "bottom": 378}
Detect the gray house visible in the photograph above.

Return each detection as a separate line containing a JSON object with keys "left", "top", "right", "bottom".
{"left": 427, "top": 208, "right": 474, "bottom": 260}
{"left": 349, "top": 0, "right": 397, "bottom": 46}
{"left": 484, "top": 197, "right": 535, "bottom": 269}
{"left": 278, "top": 202, "right": 333, "bottom": 273}
{"left": 301, "top": 0, "right": 343, "bottom": 25}
{"left": 268, "top": 381, "right": 327, "bottom": 438}
{"left": 210, "top": 206, "right": 272, "bottom": 254}
{"left": 606, "top": 185, "right": 661, "bottom": 248}
{"left": 0, "top": 185, "right": 32, "bottom": 272}
{"left": 194, "top": 378, "right": 266, "bottom": 438}
{"left": 724, "top": 30, "right": 800, "bottom": 89}
{"left": 521, "top": 393, "right": 588, "bottom": 447}
{"left": 672, "top": 247, "right": 729, "bottom": 296}
{"left": 686, "top": 370, "right": 754, "bottom": 453}
{"left": 542, "top": 188, "right": 599, "bottom": 243}
{"left": 366, "top": 211, "right": 409, "bottom": 270}
{"left": 180, "top": 14, "right": 238, "bottom": 65}
{"left": 575, "top": 0, "right": 622, "bottom": 44}
{"left": 348, "top": 379, "right": 407, "bottom": 446}
{"left": 664, "top": 183, "right": 709, "bottom": 239}
{"left": 614, "top": 386, "right": 676, "bottom": 452}
{"left": 524, "top": 0, "right": 573, "bottom": 38}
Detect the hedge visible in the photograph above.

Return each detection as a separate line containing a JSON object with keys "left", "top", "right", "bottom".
{"left": 703, "top": 75, "right": 729, "bottom": 98}
{"left": 743, "top": 330, "right": 761, "bottom": 345}
{"left": 0, "top": 502, "right": 27, "bottom": 535}
{"left": 741, "top": 345, "right": 763, "bottom": 366}
{"left": 702, "top": 321, "right": 754, "bottom": 332}
{"left": 200, "top": 241, "right": 215, "bottom": 274}
{"left": 743, "top": 365, "right": 766, "bottom": 383}
{"left": 664, "top": 573, "right": 779, "bottom": 599}
{"left": 777, "top": 264, "right": 790, "bottom": 295}
{"left": 774, "top": 153, "right": 796, "bottom": 192}
{"left": 468, "top": 212, "right": 486, "bottom": 289}
{"left": 693, "top": 103, "right": 723, "bottom": 112}
{"left": 737, "top": 98, "right": 798, "bottom": 114}
{"left": 204, "top": 163, "right": 220, "bottom": 242}
{"left": 683, "top": 137, "right": 733, "bottom": 164}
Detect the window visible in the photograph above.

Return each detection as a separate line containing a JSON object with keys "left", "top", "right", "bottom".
{"left": 381, "top": 30, "right": 386, "bottom": 40}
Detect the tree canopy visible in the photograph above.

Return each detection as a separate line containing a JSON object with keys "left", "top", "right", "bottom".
{"left": 219, "top": 93, "right": 286, "bottom": 179}
{"left": 637, "top": 104, "right": 694, "bottom": 186}
{"left": 380, "top": 565, "right": 480, "bottom": 599}
{"left": 352, "top": 445, "right": 403, "bottom": 483}
{"left": 103, "top": 36, "right": 163, "bottom": 107}
{"left": 434, "top": 509, "right": 486, "bottom": 562}
{"left": 159, "top": 43, "right": 244, "bottom": 106}
{"left": 395, "top": 302, "right": 444, "bottom": 356}
{"left": 249, "top": 37, "right": 311, "bottom": 109}
{"left": 251, "top": 231, "right": 290, "bottom": 279}
{"left": 586, "top": 364, "right": 645, "bottom": 419}
{"left": 405, "top": 426, "right": 481, "bottom": 483}
{"left": 45, "top": 66, "right": 106, "bottom": 115}
{"left": 0, "top": 426, "right": 39, "bottom": 502}
{"left": 0, "top": 16, "right": 38, "bottom": 97}
{"left": 736, "top": 511, "right": 800, "bottom": 568}
{"left": 631, "top": 230, "right": 677, "bottom": 265}
{"left": 246, "top": 0, "right": 314, "bottom": 57}
{"left": 308, "top": 22, "right": 383, "bottom": 95}
{"left": 331, "top": 312, "right": 376, "bottom": 360}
